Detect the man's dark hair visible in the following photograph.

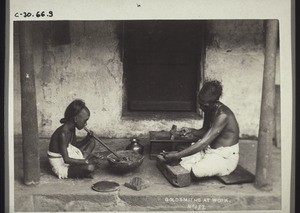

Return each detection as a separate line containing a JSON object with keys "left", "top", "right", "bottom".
{"left": 60, "top": 99, "right": 90, "bottom": 123}
{"left": 198, "top": 80, "right": 223, "bottom": 103}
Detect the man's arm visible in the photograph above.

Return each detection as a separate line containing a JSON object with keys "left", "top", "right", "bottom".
{"left": 164, "top": 113, "right": 228, "bottom": 161}
{"left": 190, "top": 112, "right": 210, "bottom": 138}
{"left": 59, "top": 133, "right": 87, "bottom": 165}
{"left": 191, "top": 127, "right": 208, "bottom": 138}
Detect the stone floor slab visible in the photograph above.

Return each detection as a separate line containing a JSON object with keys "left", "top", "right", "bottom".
{"left": 13, "top": 137, "right": 281, "bottom": 212}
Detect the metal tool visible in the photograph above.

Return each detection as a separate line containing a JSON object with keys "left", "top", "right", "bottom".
{"left": 84, "top": 127, "right": 123, "bottom": 161}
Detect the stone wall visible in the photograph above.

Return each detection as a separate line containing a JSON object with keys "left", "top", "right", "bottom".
{"left": 204, "top": 20, "right": 280, "bottom": 136}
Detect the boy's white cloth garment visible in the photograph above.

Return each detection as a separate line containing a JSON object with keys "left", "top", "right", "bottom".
{"left": 180, "top": 143, "right": 239, "bottom": 177}
{"left": 48, "top": 144, "right": 85, "bottom": 179}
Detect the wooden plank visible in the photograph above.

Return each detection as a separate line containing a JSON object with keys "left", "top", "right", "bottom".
{"left": 150, "top": 131, "right": 172, "bottom": 140}
{"left": 217, "top": 165, "right": 255, "bottom": 185}
{"left": 150, "top": 131, "right": 198, "bottom": 142}
{"left": 156, "top": 155, "right": 191, "bottom": 187}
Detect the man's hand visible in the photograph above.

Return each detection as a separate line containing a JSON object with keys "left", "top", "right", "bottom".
{"left": 179, "top": 127, "right": 198, "bottom": 138}
{"left": 160, "top": 151, "right": 181, "bottom": 165}
{"left": 178, "top": 127, "right": 192, "bottom": 136}
{"left": 190, "top": 129, "right": 200, "bottom": 137}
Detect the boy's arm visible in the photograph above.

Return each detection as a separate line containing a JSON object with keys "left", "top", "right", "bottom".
{"left": 72, "top": 132, "right": 93, "bottom": 148}
{"left": 164, "top": 113, "right": 228, "bottom": 161}
{"left": 59, "top": 133, "right": 88, "bottom": 165}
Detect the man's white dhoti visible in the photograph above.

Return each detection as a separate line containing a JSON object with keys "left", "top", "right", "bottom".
{"left": 48, "top": 144, "right": 85, "bottom": 179}
{"left": 180, "top": 143, "right": 239, "bottom": 177}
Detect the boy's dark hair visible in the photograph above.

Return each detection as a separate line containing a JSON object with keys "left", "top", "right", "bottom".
{"left": 60, "top": 99, "right": 90, "bottom": 124}
{"left": 198, "top": 80, "right": 223, "bottom": 102}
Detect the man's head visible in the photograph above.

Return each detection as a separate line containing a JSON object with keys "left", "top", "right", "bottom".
{"left": 198, "top": 80, "right": 223, "bottom": 111}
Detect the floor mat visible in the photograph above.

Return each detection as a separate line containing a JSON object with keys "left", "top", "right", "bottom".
{"left": 217, "top": 165, "right": 255, "bottom": 184}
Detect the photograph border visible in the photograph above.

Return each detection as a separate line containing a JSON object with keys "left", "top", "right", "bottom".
{"left": 6, "top": 0, "right": 294, "bottom": 212}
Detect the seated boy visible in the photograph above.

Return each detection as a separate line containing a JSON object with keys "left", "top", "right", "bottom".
{"left": 48, "top": 99, "right": 96, "bottom": 179}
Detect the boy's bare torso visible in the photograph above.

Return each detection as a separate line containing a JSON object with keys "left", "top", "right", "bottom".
{"left": 49, "top": 126, "right": 74, "bottom": 154}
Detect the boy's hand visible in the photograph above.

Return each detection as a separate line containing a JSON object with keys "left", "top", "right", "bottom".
{"left": 86, "top": 130, "right": 94, "bottom": 139}
{"left": 85, "top": 157, "right": 97, "bottom": 165}
{"left": 84, "top": 158, "right": 90, "bottom": 164}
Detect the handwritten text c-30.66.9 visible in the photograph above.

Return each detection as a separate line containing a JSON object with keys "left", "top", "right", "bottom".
{"left": 14, "top": 11, "right": 53, "bottom": 18}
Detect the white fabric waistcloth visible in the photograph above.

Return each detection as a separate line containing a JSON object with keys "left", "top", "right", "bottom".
{"left": 180, "top": 143, "right": 239, "bottom": 177}
{"left": 48, "top": 144, "right": 84, "bottom": 179}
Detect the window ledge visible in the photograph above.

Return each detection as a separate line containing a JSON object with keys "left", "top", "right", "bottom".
{"left": 121, "top": 111, "right": 202, "bottom": 121}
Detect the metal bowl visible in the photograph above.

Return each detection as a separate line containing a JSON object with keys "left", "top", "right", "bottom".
{"left": 107, "top": 150, "right": 144, "bottom": 173}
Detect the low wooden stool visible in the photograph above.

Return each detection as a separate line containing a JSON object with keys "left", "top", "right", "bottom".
{"left": 156, "top": 155, "right": 191, "bottom": 187}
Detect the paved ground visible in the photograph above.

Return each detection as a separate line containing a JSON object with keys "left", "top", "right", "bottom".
{"left": 13, "top": 137, "right": 281, "bottom": 212}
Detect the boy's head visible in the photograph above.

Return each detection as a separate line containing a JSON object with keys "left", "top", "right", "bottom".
{"left": 198, "top": 80, "right": 223, "bottom": 110}
{"left": 60, "top": 99, "right": 90, "bottom": 129}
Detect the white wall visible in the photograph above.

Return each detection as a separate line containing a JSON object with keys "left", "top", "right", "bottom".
{"left": 13, "top": 20, "right": 280, "bottom": 138}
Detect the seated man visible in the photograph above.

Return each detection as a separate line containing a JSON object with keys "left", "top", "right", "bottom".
{"left": 162, "top": 80, "right": 240, "bottom": 178}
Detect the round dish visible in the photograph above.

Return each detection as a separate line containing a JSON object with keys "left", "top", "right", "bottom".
{"left": 91, "top": 180, "right": 120, "bottom": 192}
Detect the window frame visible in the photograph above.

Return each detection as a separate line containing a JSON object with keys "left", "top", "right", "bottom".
{"left": 120, "top": 20, "right": 208, "bottom": 120}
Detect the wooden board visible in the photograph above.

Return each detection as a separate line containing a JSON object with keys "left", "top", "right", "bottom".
{"left": 150, "top": 131, "right": 198, "bottom": 143}
{"left": 150, "top": 131, "right": 172, "bottom": 141}
{"left": 149, "top": 131, "right": 198, "bottom": 159}
{"left": 217, "top": 165, "right": 255, "bottom": 185}
{"left": 156, "top": 155, "right": 191, "bottom": 187}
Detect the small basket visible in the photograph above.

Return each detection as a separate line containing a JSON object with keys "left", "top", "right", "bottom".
{"left": 107, "top": 150, "right": 144, "bottom": 173}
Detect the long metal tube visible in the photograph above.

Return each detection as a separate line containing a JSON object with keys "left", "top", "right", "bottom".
{"left": 84, "top": 127, "right": 121, "bottom": 160}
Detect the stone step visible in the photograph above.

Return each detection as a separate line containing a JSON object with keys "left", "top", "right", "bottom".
{"left": 16, "top": 193, "right": 281, "bottom": 212}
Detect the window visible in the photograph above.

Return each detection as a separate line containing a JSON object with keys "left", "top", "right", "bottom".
{"left": 123, "top": 20, "right": 206, "bottom": 115}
